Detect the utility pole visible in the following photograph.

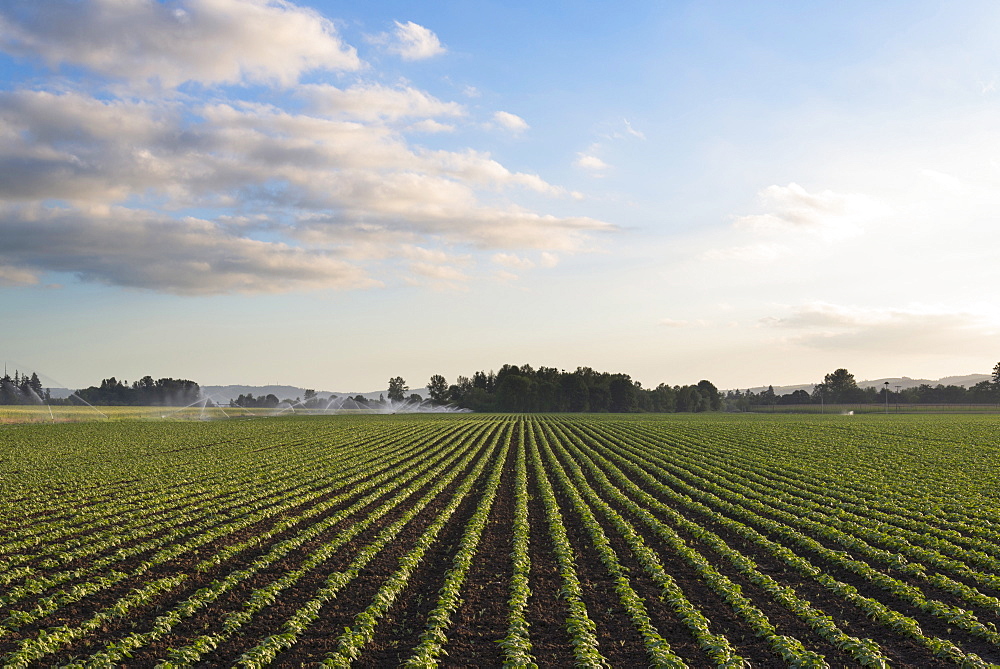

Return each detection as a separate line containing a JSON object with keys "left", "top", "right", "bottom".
{"left": 884, "top": 381, "right": 889, "bottom": 414}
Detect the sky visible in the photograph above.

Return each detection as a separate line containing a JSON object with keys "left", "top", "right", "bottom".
{"left": 1, "top": 0, "right": 999, "bottom": 393}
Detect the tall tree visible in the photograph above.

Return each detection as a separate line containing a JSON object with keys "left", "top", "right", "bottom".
{"left": 427, "top": 374, "right": 449, "bottom": 404}
{"left": 387, "top": 376, "right": 408, "bottom": 402}
{"left": 817, "top": 368, "right": 861, "bottom": 403}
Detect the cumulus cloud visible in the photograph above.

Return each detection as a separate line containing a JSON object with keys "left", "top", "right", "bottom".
{"left": 0, "top": 204, "right": 371, "bottom": 294}
{"left": 376, "top": 20, "right": 445, "bottom": 61}
{"left": 493, "top": 111, "right": 529, "bottom": 133}
{"left": 407, "top": 119, "right": 455, "bottom": 133}
{"left": 733, "top": 182, "right": 884, "bottom": 236}
{"left": 704, "top": 182, "right": 890, "bottom": 263}
{"left": 0, "top": 2, "right": 613, "bottom": 294}
{"left": 492, "top": 253, "right": 535, "bottom": 270}
{"left": 300, "top": 83, "right": 464, "bottom": 122}
{"left": 575, "top": 153, "right": 609, "bottom": 172}
{"left": 0, "top": 0, "right": 360, "bottom": 88}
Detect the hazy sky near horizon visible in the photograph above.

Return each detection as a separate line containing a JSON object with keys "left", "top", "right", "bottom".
{"left": 1, "top": 0, "right": 998, "bottom": 393}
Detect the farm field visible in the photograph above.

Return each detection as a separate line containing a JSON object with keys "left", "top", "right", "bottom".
{"left": 1, "top": 413, "right": 1000, "bottom": 667}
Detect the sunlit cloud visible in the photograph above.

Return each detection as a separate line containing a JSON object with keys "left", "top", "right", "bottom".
{"left": 575, "top": 153, "right": 609, "bottom": 172}
{"left": 733, "top": 182, "right": 882, "bottom": 236}
{"left": 493, "top": 111, "right": 529, "bottom": 133}
{"left": 492, "top": 253, "right": 534, "bottom": 270}
{"left": 0, "top": 204, "right": 373, "bottom": 295}
{"left": 0, "top": 2, "right": 613, "bottom": 295}
{"left": 375, "top": 20, "right": 446, "bottom": 61}
{"left": 0, "top": 0, "right": 360, "bottom": 88}
{"left": 299, "top": 83, "right": 464, "bottom": 122}
{"left": 407, "top": 119, "right": 456, "bottom": 133}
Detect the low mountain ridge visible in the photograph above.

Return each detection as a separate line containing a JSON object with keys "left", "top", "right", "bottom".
{"left": 738, "top": 373, "right": 991, "bottom": 396}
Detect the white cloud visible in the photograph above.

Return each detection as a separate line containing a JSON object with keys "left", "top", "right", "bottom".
{"left": 493, "top": 111, "right": 529, "bottom": 133}
{"left": 407, "top": 119, "right": 455, "bottom": 133}
{"left": 575, "top": 153, "right": 609, "bottom": 172}
{"left": 300, "top": 83, "right": 464, "bottom": 122}
{"left": 0, "top": 0, "right": 360, "bottom": 88}
{"left": 378, "top": 20, "right": 445, "bottom": 61}
{"left": 0, "top": 3, "right": 614, "bottom": 295}
{"left": 409, "top": 261, "right": 468, "bottom": 283}
{"left": 493, "top": 269, "right": 519, "bottom": 283}
{"left": 733, "top": 183, "right": 889, "bottom": 239}
{"left": 0, "top": 204, "right": 372, "bottom": 294}
{"left": 623, "top": 119, "right": 646, "bottom": 140}
{"left": 0, "top": 89, "right": 612, "bottom": 291}
{"left": 492, "top": 253, "right": 534, "bottom": 270}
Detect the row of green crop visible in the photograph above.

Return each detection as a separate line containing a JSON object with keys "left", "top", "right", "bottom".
{"left": 2, "top": 419, "right": 484, "bottom": 666}
{"left": 592, "top": 418, "right": 1000, "bottom": 645}
{"left": 4, "top": 413, "right": 999, "bottom": 667}
{"left": 558, "top": 416, "right": 996, "bottom": 666}
{"left": 0, "top": 418, "right": 444, "bottom": 635}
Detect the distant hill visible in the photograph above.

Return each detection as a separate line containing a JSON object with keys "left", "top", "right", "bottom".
{"left": 737, "top": 373, "right": 990, "bottom": 396}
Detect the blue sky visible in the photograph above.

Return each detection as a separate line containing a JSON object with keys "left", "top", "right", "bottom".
{"left": 1, "top": 0, "right": 998, "bottom": 392}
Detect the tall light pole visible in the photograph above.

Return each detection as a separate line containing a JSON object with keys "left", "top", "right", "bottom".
{"left": 884, "top": 381, "right": 889, "bottom": 414}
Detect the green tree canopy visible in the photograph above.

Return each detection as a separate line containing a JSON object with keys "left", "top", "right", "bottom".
{"left": 427, "top": 374, "right": 449, "bottom": 404}
{"left": 387, "top": 376, "right": 408, "bottom": 402}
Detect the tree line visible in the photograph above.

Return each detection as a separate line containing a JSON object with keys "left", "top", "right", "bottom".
{"left": 0, "top": 370, "right": 48, "bottom": 404}
{"left": 724, "top": 365, "right": 1000, "bottom": 410}
{"left": 75, "top": 377, "right": 201, "bottom": 406}
{"left": 401, "top": 364, "right": 722, "bottom": 413}
{"left": 0, "top": 371, "right": 202, "bottom": 407}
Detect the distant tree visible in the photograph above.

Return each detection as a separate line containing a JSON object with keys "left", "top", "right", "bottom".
{"left": 650, "top": 383, "right": 676, "bottom": 412}
{"left": 496, "top": 374, "right": 535, "bottom": 412}
{"left": 608, "top": 374, "right": 637, "bottom": 412}
{"left": 561, "top": 372, "right": 589, "bottom": 412}
{"left": 387, "top": 376, "right": 408, "bottom": 402}
{"left": 303, "top": 388, "right": 322, "bottom": 408}
{"left": 427, "top": 374, "right": 449, "bottom": 404}
{"left": 816, "top": 368, "right": 862, "bottom": 403}
{"left": 28, "top": 372, "right": 43, "bottom": 396}
{"left": 675, "top": 385, "right": 704, "bottom": 412}
{"left": 778, "top": 389, "right": 812, "bottom": 405}
{"left": 697, "top": 380, "right": 722, "bottom": 411}
{"left": 408, "top": 393, "right": 423, "bottom": 403}
{"left": 994, "top": 361, "right": 1000, "bottom": 386}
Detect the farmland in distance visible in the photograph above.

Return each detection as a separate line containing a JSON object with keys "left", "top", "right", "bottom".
{"left": 2, "top": 413, "right": 1000, "bottom": 667}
